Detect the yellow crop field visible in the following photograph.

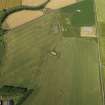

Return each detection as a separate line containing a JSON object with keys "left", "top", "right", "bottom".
{"left": 0, "top": 0, "right": 22, "bottom": 9}
{"left": 2, "top": 10, "right": 43, "bottom": 29}
{"left": 46, "top": 0, "right": 77, "bottom": 9}
{"left": 22, "top": 0, "right": 47, "bottom": 6}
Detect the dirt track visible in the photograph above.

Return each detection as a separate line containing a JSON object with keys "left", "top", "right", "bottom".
{"left": 2, "top": 10, "right": 43, "bottom": 29}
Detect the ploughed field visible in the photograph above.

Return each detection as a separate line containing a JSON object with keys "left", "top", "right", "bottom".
{"left": 46, "top": 0, "right": 77, "bottom": 9}
{"left": 2, "top": 10, "right": 43, "bottom": 29}
{"left": 22, "top": 0, "right": 77, "bottom": 9}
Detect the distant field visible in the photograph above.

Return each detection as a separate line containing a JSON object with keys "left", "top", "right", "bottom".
{"left": 22, "top": 0, "right": 47, "bottom": 6}
{"left": 0, "top": 0, "right": 21, "bottom": 9}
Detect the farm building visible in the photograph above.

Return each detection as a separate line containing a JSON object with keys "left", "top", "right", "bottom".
{"left": 0, "top": 0, "right": 22, "bottom": 9}
{"left": 80, "top": 26, "right": 96, "bottom": 37}
{"left": 7, "top": 99, "right": 14, "bottom": 105}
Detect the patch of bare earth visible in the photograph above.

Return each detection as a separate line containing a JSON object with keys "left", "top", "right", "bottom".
{"left": 22, "top": 0, "right": 47, "bottom": 6}
{"left": 80, "top": 26, "right": 96, "bottom": 37}
{"left": 2, "top": 10, "right": 43, "bottom": 29}
{"left": 46, "top": 0, "right": 77, "bottom": 9}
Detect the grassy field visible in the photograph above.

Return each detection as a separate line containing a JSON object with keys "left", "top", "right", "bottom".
{"left": 0, "top": 25, "right": 103, "bottom": 105}
{"left": 0, "top": 0, "right": 103, "bottom": 105}
{"left": 24, "top": 38, "right": 102, "bottom": 105}
{"left": 0, "top": 11, "right": 62, "bottom": 86}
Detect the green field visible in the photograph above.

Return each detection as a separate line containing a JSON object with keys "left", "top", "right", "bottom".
{"left": 0, "top": 29, "right": 103, "bottom": 105}
{"left": 61, "top": 0, "right": 95, "bottom": 26}
{"left": 0, "top": 0, "right": 103, "bottom": 105}
{"left": 59, "top": 0, "right": 95, "bottom": 37}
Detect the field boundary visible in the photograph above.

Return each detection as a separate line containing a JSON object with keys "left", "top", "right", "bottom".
{"left": 94, "top": 0, "right": 105, "bottom": 104}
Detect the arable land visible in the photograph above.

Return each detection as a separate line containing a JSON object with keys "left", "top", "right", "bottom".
{"left": 2, "top": 10, "right": 43, "bottom": 29}
{"left": 0, "top": 0, "right": 104, "bottom": 105}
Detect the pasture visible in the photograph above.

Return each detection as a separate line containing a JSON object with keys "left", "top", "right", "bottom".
{"left": 61, "top": 0, "right": 95, "bottom": 26}
{"left": 0, "top": 0, "right": 103, "bottom": 105}
{"left": 0, "top": 4, "right": 103, "bottom": 105}
{"left": 0, "top": 30, "right": 102, "bottom": 105}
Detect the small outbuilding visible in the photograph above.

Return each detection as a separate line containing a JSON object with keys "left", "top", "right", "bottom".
{"left": 7, "top": 99, "right": 14, "bottom": 105}
{"left": 0, "top": 100, "right": 3, "bottom": 105}
{"left": 0, "top": 99, "right": 14, "bottom": 105}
